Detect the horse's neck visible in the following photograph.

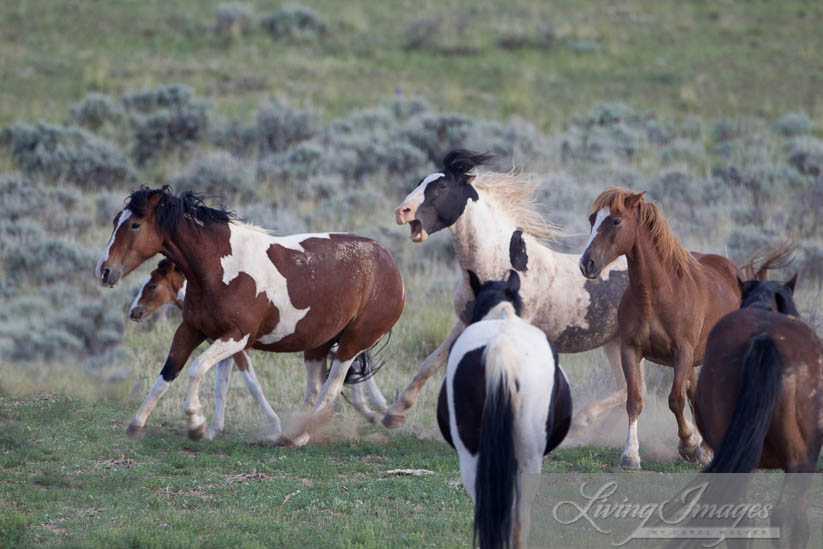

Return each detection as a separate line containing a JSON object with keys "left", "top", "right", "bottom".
{"left": 160, "top": 223, "right": 222, "bottom": 294}
{"left": 450, "top": 194, "right": 521, "bottom": 280}
{"left": 626, "top": 230, "right": 674, "bottom": 310}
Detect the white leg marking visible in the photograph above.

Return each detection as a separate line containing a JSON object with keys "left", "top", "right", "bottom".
{"left": 622, "top": 418, "right": 640, "bottom": 464}
{"left": 183, "top": 335, "right": 249, "bottom": 434}
{"left": 312, "top": 357, "right": 356, "bottom": 415}
{"left": 364, "top": 376, "right": 388, "bottom": 414}
{"left": 302, "top": 359, "right": 325, "bottom": 411}
{"left": 241, "top": 362, "right": 282, "bottom": 434}
{"left": 581, "top": 207, "right": 610, "bottom": 257}
{"left": 346, "top": 381, "right": 378, "bottom": 422}
{"left": 130, "top": 375, "right": 170, "bottom": 428}
{"left": 96, "top": 210, "right": 132, "bottom": 278}
{"left": 205, "top": 358, "right": 233, "bottom": 440}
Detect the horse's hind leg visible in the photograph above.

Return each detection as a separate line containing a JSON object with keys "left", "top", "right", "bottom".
{"left": 382, "top": 320, "right": 465, "bottom": 429}
{"left": 236, "top": 352, "right": 282, "bottom": 436}
{"left": 364, "top": 376, "right": 388, "bottom": 414}
{"left": 183, "top": 334, "right": 250, "bottom": 441}
{"left": 345, "top": 378, "right": 380, "bottom": 424}
{"left": 569, "top": 339, "right": 627, "bottom": 437}
{"left": 205, "top": 358, "right": 233, "bottom": 440}
{"left": 127, "top": 322, "right": 204, "bottom": 437}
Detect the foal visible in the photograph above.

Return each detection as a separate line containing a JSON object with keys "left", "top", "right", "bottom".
{"left": 97, "top": 186, "right": 404, "bottom": 445}
{"left": 128, "top": 258, "right": 391, "bottom": 438}
{"left": 440, "top": 270, "right": 572, "bottom": 549}
{"left": 580, "top": 188, "right": 742, "bottom": 469}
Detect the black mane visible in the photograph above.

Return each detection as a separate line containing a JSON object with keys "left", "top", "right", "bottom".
{"left": 125, "top": 185, "right": 236, "bottom": 235}
{"left": 442, "top": 149, "right": 494, "bottom": 179}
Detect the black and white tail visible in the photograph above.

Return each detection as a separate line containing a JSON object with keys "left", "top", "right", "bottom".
{"left": 703, "top": 335, "right": 783, "bottom": 473}
{"left": 474, "top": 336, "right": 519, "bottom": 549}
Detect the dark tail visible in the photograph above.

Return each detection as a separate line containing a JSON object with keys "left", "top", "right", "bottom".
{"left": 329, "top": 331, "right": 391, "bottom": 385}
{"left": 474, "top": 362, "right": 518, "bottom": 549}
{"left": 703, "top": 335, "right": 783, "bottom": 473}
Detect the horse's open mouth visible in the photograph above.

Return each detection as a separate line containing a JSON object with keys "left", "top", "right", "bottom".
{"left": 409, "top": 220, "right": 427, "bottom": 242}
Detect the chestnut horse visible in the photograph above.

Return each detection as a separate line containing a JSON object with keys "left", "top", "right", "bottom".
{"left": 697, "top": 275, "right": 823, "bottom": 473}
{"left": 128, "top": 258, "right": 392, "bottom": 438}
{"left": 386, "top": 150, "right": 643, "bottom": 435}
{"left": 579, "top": 187, "right": 742, "bottom": 469}
{"left": 96, "top": 186, "right": 404, "bottom": 445}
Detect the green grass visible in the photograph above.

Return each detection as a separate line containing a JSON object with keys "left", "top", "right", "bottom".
{"left": 2, "top": 0, "right": 821, "bottom": 129}
{"left": 0, "top": 393, "right": 706, "bottom": 548}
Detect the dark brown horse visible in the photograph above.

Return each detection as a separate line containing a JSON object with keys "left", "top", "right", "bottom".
{"left": 695, "top": 277, "right": 822, "bottom": 549}
{"left": 96, "top": 186, "right": 404, "bottom": 445}
{"left": 696, "top": 275, "right": 823, "bottom": 473}
{"left": 579, "top": 187, "right": 742, "bottom": 469}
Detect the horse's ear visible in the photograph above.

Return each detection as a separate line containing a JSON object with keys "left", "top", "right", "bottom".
{"left": 506, "top": 270, "right": 520, "bottom": 294}
{"left": 784, "top": 273, "right": 798, "bottom": 293}
{"left": 467, "top": 270, "right": 482, "bottom": 296}
{"left": 625, "top": 191, "right": 645, "bottom": 209}
{"left": 739, "top": 279, "right": 759, "bottom": 297}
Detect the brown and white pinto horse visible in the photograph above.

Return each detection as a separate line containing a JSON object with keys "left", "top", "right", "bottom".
{"left": 128, "top": 258, "right": 394, "bottom": 439}
{"left": 579, "top": 187, "right": 743, "bottom": 469}
{"left": 97, "top": 186, "right": 404, "bottom": 445}
{"left": 385, "top": 150, "right": 641, "bottom": 434}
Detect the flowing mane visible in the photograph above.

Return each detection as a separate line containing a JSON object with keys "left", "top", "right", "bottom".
{"left": 591, "top": 186, "right": 698, "bottom": 276}
{"left": 473, "top": 171, "right": 562, "bottom": 242}
{"left": 125, "top": 185, "right": 236, "bottom": 236}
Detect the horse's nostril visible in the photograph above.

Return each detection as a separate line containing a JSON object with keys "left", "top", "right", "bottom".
{"left": 402, "top": 207, "right": 411, "bottom": 214}
{"left": 102, "top": 268, "right": 111, "bottom": 284}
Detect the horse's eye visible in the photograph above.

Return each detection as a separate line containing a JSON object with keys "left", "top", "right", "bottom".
{"left": 131, "top": 222, "right": 141, "bottom": 230}
{"left": 613, "top": 218, "right": 622, "bottom": 226}
{"left": 438, "top": 180, "right": 448, "bottom": 189}
{"left": 147, "top": 284, "right": 157, "bottom": 290}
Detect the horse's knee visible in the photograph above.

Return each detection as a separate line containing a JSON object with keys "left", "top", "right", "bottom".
{"left": 668, "top": 391, "right": 685, "bottom": 413}
{"left": 626, "top": 395, "right": 642, "bottom": 418}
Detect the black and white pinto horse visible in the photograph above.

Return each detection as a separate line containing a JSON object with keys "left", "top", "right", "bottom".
{"left": 440, "top": 270, "right": 572, "bottom": 549}
{"left": 385, "top": 149, "right": 642, "bottom": 435}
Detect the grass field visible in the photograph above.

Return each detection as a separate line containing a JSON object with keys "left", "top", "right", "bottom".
{"left": 2, "top": 0, "right": 823, "bottom": 547}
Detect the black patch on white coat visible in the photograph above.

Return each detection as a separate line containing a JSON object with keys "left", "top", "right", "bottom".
{"left": 437, "top": 380, "right": 453, "bottom": 449}
{"left": 159, "top": 355, "right": 180, "bottom": 382}
{"left": 451, "top": 347, "right": 486, "bottom": 455}
{"left": 544, "top": 361, "right": 572, "bottom": 455}
{"left": 553, "top": 269, "right": 629, "bottom": 353}
{"left": 509, "top": 229, "right": 528, "bottom": 272}
{"left": 414, "top": 175, "right": 479, "bottom": 236}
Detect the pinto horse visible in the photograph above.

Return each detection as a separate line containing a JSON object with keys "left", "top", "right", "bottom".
{"left": 697, "top": 275, "right": 823, "bottom": 473}
{"left": 579, "top": 187, "right": 744, "bottom": 469}
{"left": 386, "top": 150, "right": 640, "bottom": 434}
{"left": 440, "top": 270, "right": 571, "bottom": 549}
{"left": 96, "top": 186, "right": 404, "bottom": 445}
{"left": 128, "top": 258, "right": 392, "bottom": 438}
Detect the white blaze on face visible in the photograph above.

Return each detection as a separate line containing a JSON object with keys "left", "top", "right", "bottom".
{"left": 129, "top": 274, "right": 153, "bottom": 317}
{"left": 220, "top": 224, "right": 334, "bottom": 344}
{"left": 582, "top": 208, "right": 610, "bottom": 256}
{"left": 96, "top": 210, "right": 132, "bottom": 279}
{"left": 399, "top": 172, "right": 444, "bottom": 213}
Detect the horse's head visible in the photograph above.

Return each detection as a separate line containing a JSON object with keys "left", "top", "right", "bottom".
{"left": 128, "top": 259, "right": 186, "bottom": 321}
{"left": 394, "top": 149, "right": 492, "bottom": 242}
{"left": 740, "top": 275, "right": 800, "bottom": 317}
{"left": 580, "top": 188, "right": 645, "bottom": 279}
{"left": 466, "top": 269, "right": 523, "bottom": 323}
{"left": 96, "top": 187, "right": 168, "bottom": 287}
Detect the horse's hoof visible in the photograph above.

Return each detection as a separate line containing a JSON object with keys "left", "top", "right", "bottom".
{"left": 620, "top": 454, "right": 641, "bottom": 470}
{"left": 293, "top": 433, "right": 310, "bottom": 447}
{"left": 125, "top": 423, "right": 145, "bottom": 438}
{"left": 188, "top": 423, "right": 207, "bottom": 442}
{"left": 678, "top": 443, "right": 702, "bottom": 463}
{"left": 698, "top": 446, "right": 713, "bottom": 467}
{"left": 381, "top": 413, "right": 405, "bottom": 429}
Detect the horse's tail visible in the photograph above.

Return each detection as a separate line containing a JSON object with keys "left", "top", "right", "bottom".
{"left": 703, "top": 334, "right": 783, "bottom": 473}
{"left": 474, "top": 333, "right": 519, "bottom": 549}
{"left": 339, "top": 331, "right": 392, "bottom": 385}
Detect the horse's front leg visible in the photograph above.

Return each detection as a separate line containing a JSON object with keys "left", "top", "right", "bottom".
{"left": 235, "top": 352, "right": 282, "bottom": 436}
{"left": 204, "top": 358, "right": 233, "bottom": 440}
{"left": 619, "top": 343, "right": 644, "bottom": 470}
{"left": 670, "top": 346, "right": 703, "bottom": 463}
{"left": 382, "top": 320, "right": 466, "bottom": 428}
{"left": 126, "top": 322, "right": 205, "bottom": 437}
{"left": 183, "top": 333, "right": 250, "bottom": 441}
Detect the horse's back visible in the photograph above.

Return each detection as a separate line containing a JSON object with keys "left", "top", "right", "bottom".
{"left": 698, "top": 308, "right": 823, "bottom": 469}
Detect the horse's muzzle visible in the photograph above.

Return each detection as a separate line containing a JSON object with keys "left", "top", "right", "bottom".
{"left": 129, "top": 307, "right": 145, "bottom": 322}
{"left": 579, "top": 255, "right": 600, "bottom": 279}
{"left": 98, "top": 266, "right": 121, "bottom": 288}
